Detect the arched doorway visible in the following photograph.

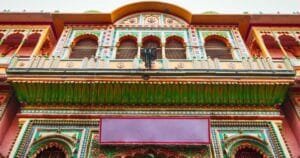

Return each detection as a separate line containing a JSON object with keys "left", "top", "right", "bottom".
{"left": 225, "top": 135, "right": 272, "bottom": 158}
{"left": 116, "top": 35, "right": 138, "bottom": 59}
{"left": 28, "top": 135, "right": 75, "bottom": 158}
{"left": 165, "top": 36, "right": 186, "bottom": 59}
{"left": 114, "top": 148, "right": 186, "bottom": 158}
{"left": 70, "top": 34, "right": 98, "bottom": 59}
{"left": 36, "top": 146, "right": 66, "bottom": 158}
{"left": 235, "top": 147, "right": 264, "bottom": 158}
{"left": 205, "top": 35, "right": 232, "bottom": 59}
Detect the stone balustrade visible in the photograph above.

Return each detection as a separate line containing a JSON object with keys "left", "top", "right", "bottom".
{"left": 6, "top": 55, "right": 294, "bottom": 75}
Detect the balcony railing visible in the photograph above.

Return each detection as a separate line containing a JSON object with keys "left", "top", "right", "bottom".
{"left": 0, "top": 56, "right": 12, "bottom": 67}
{"left": 6, "top": 56, "right": 294, "bottom": 75}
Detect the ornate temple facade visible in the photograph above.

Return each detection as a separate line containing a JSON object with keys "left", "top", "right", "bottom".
{"left": 0, "top": 2, "right": 299, "bottom": 158}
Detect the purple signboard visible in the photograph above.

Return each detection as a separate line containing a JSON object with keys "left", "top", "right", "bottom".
{"left": 99, "top": 117, "right": 210, "bottom": 145}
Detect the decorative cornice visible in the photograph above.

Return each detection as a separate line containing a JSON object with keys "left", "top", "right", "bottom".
{"left": 10, "top": 80, "right": 290, "bottom": 106}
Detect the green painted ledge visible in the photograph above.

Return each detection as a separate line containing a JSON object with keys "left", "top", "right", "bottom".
{"left": 11, "top": 81, "right": 289, "bottom": 106}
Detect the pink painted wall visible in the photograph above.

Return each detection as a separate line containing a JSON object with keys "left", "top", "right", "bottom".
{"left": 283, "top": 101, "right": 300, "bottom": 145}
{"left": 18, "top": 47, "right": 35, "bottom": 57}
{"left": 0, "top": 117, "right": 19, "bottom": 157}
{"left": 282, "top": 118, "right": 300, "bottom": 157}
{"left": 0, "top": 92, "right": 19, "bottom": 156}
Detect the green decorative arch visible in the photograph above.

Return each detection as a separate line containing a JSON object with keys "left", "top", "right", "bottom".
{"left": 204, "top": 34, "right": 232, "bottom": 48}
{"left": 73, "top": 31, "right": 101, "bottom": 39}
{"left": 118, "top": 32, "right": 139, "bottom": 39}
{"left": 164, "top": 32, "right": 185, "bottom": 40}
{"left": 201, "top": 31, "right": 228, "bottom": 40}
{"left": 142, "top": 32, "right": 162, "bottom": 39}
{"left": 27, "top": 134, "right": 76, "bottom": 158}
{"left": 224, "top": 135, "right": 273, "bottom": 158}
{"left": 70, "top": 33, "right": 99, "bottom": 47}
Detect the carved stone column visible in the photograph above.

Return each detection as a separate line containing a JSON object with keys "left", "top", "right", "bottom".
{"left": 137, "top": 42, "right": 142, "bottom": 59}
{"left": 0, "top": 30, "right": 10, "bottom": 46}
{"left": 161, "top": 42, "right": 166, "bottom": 59}
{"left": 185, "top": 45, "right": 190, "bottom": 59}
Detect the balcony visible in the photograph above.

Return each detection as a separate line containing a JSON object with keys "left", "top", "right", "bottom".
{"left": 6, "top": 56, "right": 294, "bottom": 106}
{"left": 7, "top": 56, "right": 294, "bottom": 76}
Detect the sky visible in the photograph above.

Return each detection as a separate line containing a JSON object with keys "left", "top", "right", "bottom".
{"left": 0, "top": 0, "right": 299, "bottom": 14}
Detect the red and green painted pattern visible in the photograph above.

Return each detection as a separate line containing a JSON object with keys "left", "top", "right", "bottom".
{"left": 11, "top": 81, "right": 289, "bottom": 106}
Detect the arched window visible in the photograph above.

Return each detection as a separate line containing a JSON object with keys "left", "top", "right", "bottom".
{"left": 70, "top": 35, "right": 98, "bottom": 59}
{"left": 116, "top": 36, "right": 137, "bottom": 59}
{"left": 18, "top": 33, "right": 40, "bottom": 57}
{"left": 250, "top": 40, "right": 263, "bottom": 57}
{"left": 165, "top": 36, "right": 186, "bottom": 59}
{"left": 279, "top": 35, "right": 300, "bottom": 58}
{"left": 205, "top": 36, "right": 232, "bottom": 59}
{"left": 262, "top": 35, "right": 284, "bottom": 59}
{"left": 36, "top": 146, "right": 66, "bottom": 158}
{"left": 235, "top": 147, "right": 263, "bottom": 158}
{"left": 142, "top": 36, "right": 162, "bottom": 60}
{"left": 0, "top": 33, "right": 23, "bottom": 57}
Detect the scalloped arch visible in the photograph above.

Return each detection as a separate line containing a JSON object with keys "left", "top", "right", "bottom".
{"left": 114, "top": 12, "right": 189, "bottom": 27}
{"left": 142, "top": 35, "right": 161, "bottom": 45}
{"left": 118, "top": 33, "right": 139, "bottom": 40}
{"left": 205, "top": 34, "right": 231, "bottom": 48}
{"left": 166, "top": 35, "right": 185, "bottom": 44}
{"left": 71, "top": 33, "right": 98, "bottom": 47}
{"left": 27, "top": 134, "right": 76, "bottom": 158}
{"left": 111, "top": 1, "right": 192, "bottom": 23}
{"left": 224, "top": 135, "right": 273, "bottom": 158}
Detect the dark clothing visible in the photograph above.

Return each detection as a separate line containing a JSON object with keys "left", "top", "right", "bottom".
{"left": 143, "top": 48, "right": 156, "bottom": 69}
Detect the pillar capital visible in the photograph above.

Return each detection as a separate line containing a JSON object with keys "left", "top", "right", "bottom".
{"left": 137, "top": 42, "right": 142, "bottom": 47}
